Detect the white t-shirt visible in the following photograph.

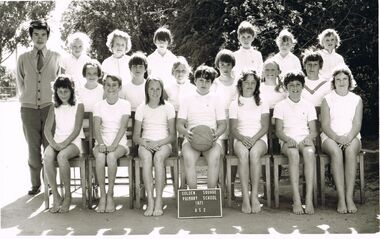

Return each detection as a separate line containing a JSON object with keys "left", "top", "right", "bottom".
{"left": 165, "top": 81, "right": 196, "bottom": 111}
{"left": 135, "top": 102, "right": 175, "bottom": 141}
{"left": 318, "top": 49, "right": 345, "bottom": 81}
{"left": 147, "top": 49, "right": 177, "bottom": 88}
{"left": 77, "top": 84, "right": 104, "bottom": 112}
{"left": 178, "top": 91, "right": 225, "bottom": 130}
{"left": 62, "top": 54, "right": 91, "bottom": 87}
{"left": 229, "top": 96, "right": 269, "bottom": 140}
{"left": 211, "top": 78, "right": 238, "bottom": 110}
{"left": 54, "top": 103, "right": 84, "bottom": 147}
{"left": 102, "top": 55, "right": 131, "bottom": 86}
{"left": 272, "top": 52, "right": 302, "bottom": 77}
{"left": 259, "top": 84, "right": 287, "bottom": 109}
{"left": 301, "top": 77, "right": 332, "bottom": 107}
{"left": 323, "top": 91, "right": 361, "bottom": 137}
{"left": 120, "top": 81, "right": 146, "bottom": 111}
{"left": 233, "top": 47, "right": 263, "bottom": 77}
{"left": 93, "top": 99, "right": 131, "bottom": 145}
{"left": 273, "top": 97, "right": 317, "bottom": 143}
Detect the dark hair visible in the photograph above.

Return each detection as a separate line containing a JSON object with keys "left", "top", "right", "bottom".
{"left": 302, "top": 48, "right": 324, "bottom": 68}
{"left": 29, "top": 20, "right": 50, "bottom": 38}
{"left": 82, "top": 59, "right": 102, "bottom": 78}
{"left": 331, "top": 66, "right": 355, "bottom": 91}
{"left": 128, "top": 51, "right": 148, "bottom": 70}
{"left": 53, "top": 75, "right": 75, "bottom": 107}
{"left": 194, "top": 65, "right": 218, "bottom": 83}
{"left": 214, "top": 49, "right": 236, "bottom": 68}
{"left": 236, "top": 70, "right": 261, "bottom": 106}
{"left": 145, "top": 77, "right": 165, "bottom": 105}
{"left": 283, "top": 72, "right": 305, "bottom": 88}
{"left": 237, "top": 21, "right": 256, "bottom": 38}
{"left": 153, "top": 27, "right": 172, "bottom": 44}
{"left": 103, "top": 74, "right": 122, "bottom": 87}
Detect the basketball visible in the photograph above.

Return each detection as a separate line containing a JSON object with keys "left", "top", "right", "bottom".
{"left": 190, "top": 125, "right": 214, "bottom": 152}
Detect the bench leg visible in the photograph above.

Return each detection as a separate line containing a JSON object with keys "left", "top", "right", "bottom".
{"left": 135, "top": 159, "right": 141, "bottom": 209}
{"left": 226, "top": 158, "right": 232, "bottom": 207}
{"left": 320, "top": 156, "right": 326, "bottom": 208}
{"left": 274, "top": 158, "right": 280, "bottom": 208}
{"left": 129, "top": 159, "right": 134, "bottom": 209}
{"left": 359, "top": 154, "right": 365, "bottom": 204}
{"left": 80, "top": 162, "right": 87, "bottom": 208}
{"left": 265, "top": 158, "right": 271, "bottom": 208}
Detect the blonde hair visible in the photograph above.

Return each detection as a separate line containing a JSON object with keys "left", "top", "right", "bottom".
{"left": 275, "top": 29, "right": 297, "bottom": 48}
{"left": 67, "top": 32, "right": 91, "bottom": 52}
{"left": 318, "top": 28, "right": 341, "bottom": 49}
{"left": 106, "top": 29, "right": 132, "bottom": 53}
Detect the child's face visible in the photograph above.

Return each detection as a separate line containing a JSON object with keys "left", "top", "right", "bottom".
{"left": 104, "top": 77, "right": 121, "bottom": 96}
{"left": 334, "top": 72, "right": 350, "bottom": 91}
{"left": 322, "top": 35, "right": 337, "bottom": 52}
{"left": 241, "top": 75, "right": 257, "bottom": 97}
{"left": 286, "top": 80, "right": 303, "bottom": 101}
{"left": 32, "top": 29, "right": 48, "bottom": 50}
{"left": 112, "top": 36, "right": 127, "bottom": 58}
{"left": 131, "top": 64, "right": 146, "bottom": 78}
{"left": 305, "top": 61, "right": 320, "bottom": 79}
{"left": 155, "top": 40, "right": 169, "bottom": 54}
{"left": 218, "top": 61, "right": 233, "bottom": 76}
{"left": 57, "top": 87, "right": 71, "bottom": 104}
{"left": 195, "top": 77, "right": 212, "bottom": 95}
{"left": 173, "top": 64, "right": 188, "bottom": 84}
{"left": 147, "top": 81, "right": 162, "bottom": 101}
{"left": 238, "top": 33, "right": 254, "bottom": 49}
{"left": 263, "top": 62, "right": 280, "bottom": 81}
{"left": 70, "top": 39, "right": 84, "bottom": 58}
{"left": 85, "top": 67, "right": 99, "bottom": 82}
{"left": 279, "top": 40, "right": 292, "bottom": 54}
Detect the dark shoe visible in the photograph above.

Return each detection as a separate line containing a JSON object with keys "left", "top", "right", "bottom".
{"left": 28, "top": 186, "right": 41, "bottom": 195}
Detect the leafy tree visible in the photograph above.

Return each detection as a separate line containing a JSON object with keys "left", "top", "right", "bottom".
{"left": 0, "top": 1, "right": 54, "bottom": 63}
{"left": 61, "top": 0, "right": 178, "bottom": 62}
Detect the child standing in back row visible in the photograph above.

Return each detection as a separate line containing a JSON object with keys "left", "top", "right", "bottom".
{"left": 272, "top": 29, "right": 302, "bottom": 78}
{"left": 62, "top": 32, "right": 92, "bottom": 88}
{"left": 102, "top": 30, "right": 132, "bottom": 86}
{"left": 317, "top": 29, "right": 346, "bottom": 81}
{"left": 233, "top": 21, "right": 263, "bottom": 78}
{"left": 147, "top": 27, "right": 177, "bottom": 88}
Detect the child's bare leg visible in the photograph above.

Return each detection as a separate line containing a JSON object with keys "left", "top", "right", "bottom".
{"left": 235, "top": 141, "right": 251, "bottom": 213}
{"left": 57, "top": 144, "right": 79, "bottom": 213}
{"left": 105, "top": 146, "right": 126, "bottom": 213}
{"left": 153, "top": 145, "right": 171, "bottom": 216}
{"left": 139, "top": 147, "right": 154, "bottom": 216}
{"left": 322, "top": 139, "right": 346, "bottom": 213}
{"left": 283, "top": 144, "right": 303, "bottom": 215}
{"left": 182, "top": 143, "right": 201, "bottom": 189}
{"left": 301, "top": 144, "right": 315, "bottom": 215}
{"left": 344, "top": 139, "right": 361, "bottom": 213}
{"left": 250, "top": 140, "right": 267, "bottom": 213}
{"left": 204, "top": 144, "right": 221, "bottom": 189}
{"left": 94, "top": 147, "right": 106, "bottom": 213}
{"left": 43, "top": 146, "right": 62, "bottom": 213}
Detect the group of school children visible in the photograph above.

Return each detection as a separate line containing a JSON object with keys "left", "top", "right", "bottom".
{"left": 17, "top": 19, "right": 362, "bottom": 217}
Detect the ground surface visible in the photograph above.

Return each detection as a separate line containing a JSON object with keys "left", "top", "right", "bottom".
{"left": 0, "top": 100, "right": 378, "bottom": 236}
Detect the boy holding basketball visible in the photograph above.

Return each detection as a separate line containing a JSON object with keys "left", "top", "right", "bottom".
{"left": 177, "top": 65, "right": 227, "bottom": 189}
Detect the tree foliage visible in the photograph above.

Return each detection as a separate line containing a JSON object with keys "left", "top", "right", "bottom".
{"left": 0, "top": 1, "right": 54, "bottom": 63}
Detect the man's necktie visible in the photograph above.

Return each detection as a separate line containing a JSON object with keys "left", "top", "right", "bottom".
{"left": 37, "top": 50, "right": 43, "bottom": 71}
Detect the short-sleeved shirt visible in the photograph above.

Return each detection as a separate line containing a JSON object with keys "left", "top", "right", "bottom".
{"left": 211, "top": 78, "right": 238, "bottom": 111}
{"left": 166, "top": 81, "right": 196, "bottom": 111}
{"left": 62, "top": 54, "right": 91, "bottom": 87}
{"left": 273, "top": 97, "right": 317, "bottom": 143}
{"left": 318, "top": 49, "right": 345, "bottom": 81}
{"left": 135, "top": 102, "right": 175, "bottom": 141}
{"left": 233, "top": 47, "right": 264, "bottom": 77}
{"left": 301, "top": 77, "right": 332, "bottom": 107}
{"left": 272, "top": 52, "right": 302, "bottom": 78}
{"left": 93, "top": 99, "right": 131, "bottom": 145}
{"left": 77, "top": 84, "right": 104, "bottom": 112}
{"left": 259, "top": 84, "right": 287, "bottom": 109}
{"left": 178, "top": 91, "right": 225, "bottom": 130}
{"left": 120, "top": 81, "right": 146, "bottom": 111}
{"left": 229, "top": 96, "right": 269, "bottom": 143}
{"left": 147, "top": 49, "right": 177, "bottom": 88}
{"left": 102, "top": 55, "right": 131, "bottom": 86}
